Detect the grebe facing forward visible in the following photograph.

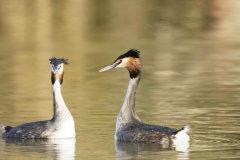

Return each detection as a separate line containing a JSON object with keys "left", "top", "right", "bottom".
{"left": 99, "top": 49, "right": 190, "bottom": 143}
{"left": 1, "top": 57, "right": 75, "bottom": 139}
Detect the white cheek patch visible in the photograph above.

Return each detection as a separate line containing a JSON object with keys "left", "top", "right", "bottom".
{"left": 116, "top": 58, "right": 129, "bottom": 68}
{"left": 52, "top": 64, "right": 64, "bottom": 74}
{"left": 58, "top": 64, "right": 64, "bottom": 73}
{"left": 52, "top": 65, "right": 56, "bottom": 73}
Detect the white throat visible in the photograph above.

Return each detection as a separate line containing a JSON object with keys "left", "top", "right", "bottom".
{"left": 51, "top": 79, "right": 76, "bottom": 138}
{"left": 115, "top": 76, "right": 141, "bottom": 134}
{"left": 52, "top": 80, "right": 66, "bottom": 111}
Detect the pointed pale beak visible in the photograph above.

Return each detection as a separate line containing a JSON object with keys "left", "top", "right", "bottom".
{"left": 52, "top": 66, "right": 59, "bottom": 74}
{"left": 99, "top": 63, "right": 117, "bottom": 72}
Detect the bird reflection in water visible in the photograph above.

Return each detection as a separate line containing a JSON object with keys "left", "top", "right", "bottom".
{"left": 115, "top": 140, "right": 189, "bottom": 160}
{"left": 2, "top": 138, "right": 76, "bottom": 160}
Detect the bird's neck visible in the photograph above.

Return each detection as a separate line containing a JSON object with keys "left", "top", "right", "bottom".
{"left": 116, "top": 72, "right": 142, "bottom": 131}
{"left": 51, "top": 79, "right": 71, "bottom": 121}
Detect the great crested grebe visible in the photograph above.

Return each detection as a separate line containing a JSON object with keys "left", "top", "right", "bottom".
{"left": 0, "top": 57, "right": 75, "bottom": 139}
{"left": 99, "top": 49, "right": 190, "bottom": 143}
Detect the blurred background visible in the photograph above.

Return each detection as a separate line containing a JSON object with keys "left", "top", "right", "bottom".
{"left": 0, "top": 0, "right": 240, "bottom": 160}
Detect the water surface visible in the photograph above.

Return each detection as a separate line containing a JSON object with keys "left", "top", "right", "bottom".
{"left": 0, "top": 1, "right": 240, "bottom": 160}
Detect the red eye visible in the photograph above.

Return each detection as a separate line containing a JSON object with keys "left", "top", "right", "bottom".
{"left": 119, "top": 59, "right": 122, "bottom": 63}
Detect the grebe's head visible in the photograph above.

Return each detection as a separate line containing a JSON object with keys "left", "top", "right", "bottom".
{"left": 99, "top": 49, "right": 141, "bottom": 78}
{"left": 49, "top": 57, "right": 68, "bottom": 84}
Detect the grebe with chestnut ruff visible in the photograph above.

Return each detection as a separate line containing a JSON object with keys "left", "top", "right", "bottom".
{"left": 1, "top": 57, "right": 75, "bottom": 139}
{"left": 99, "top": 49, "right": 190, "bottom": 143}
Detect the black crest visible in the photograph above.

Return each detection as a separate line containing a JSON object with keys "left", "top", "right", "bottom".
{"left": 49, "top": 57, "right": 69, "bottom": 66}
{"left": 115, "top": 49, "right": 140, "bottom": 61}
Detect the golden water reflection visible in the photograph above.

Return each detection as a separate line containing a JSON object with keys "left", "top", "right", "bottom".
{"left": 115, "top": 141, "right": 189, "bottom": 160}
{"left": 1, "top": 138, "right": 75, "bottom": 160}
{"left": 0, "top": 0, "right": 240, "bottom": 160}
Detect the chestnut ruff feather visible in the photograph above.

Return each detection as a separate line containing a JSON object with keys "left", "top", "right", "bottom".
{"left": 115, "top": 49, "right": 141, "bottom": 79}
